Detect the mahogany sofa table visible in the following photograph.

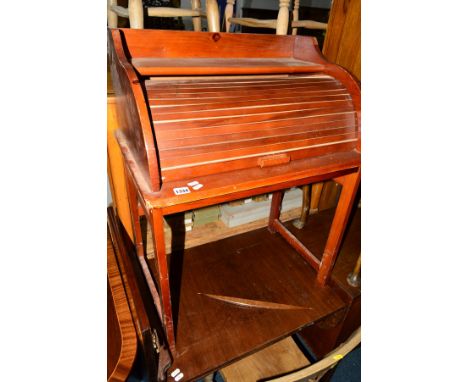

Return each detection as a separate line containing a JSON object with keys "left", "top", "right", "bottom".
{"left": 108, "top": 28, "right": 361, "bottom": 381}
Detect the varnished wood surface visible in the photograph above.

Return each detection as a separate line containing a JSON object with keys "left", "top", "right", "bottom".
{"left": 109, "top": 28, "right": 360, "bottom": 193}
{"left": 108, "top": 28, "right": 361, "bottom": 372}
{"left": 295, "top": 206, "right": 361, "bottom": 359}
{"left": 146, "top": 74, "right": 357, "bottom": 181}
{"left": 108, "top": 207, "right": 173, "bottom": 381}
{"left": 132, "top": 57, "right": 324, "bottom": 76}
{"left": 116, "top": 29, "right": 305, "bottom": 59}
{"left": 107, "top": 231, "right": 138, "bottom": 381}
{"left": 108, "top": 29, "right": 160, "bottom": 191}
{"left": 107, "top": 280, "right": 122, "bottom": 378}
{"left": 221, "top": 208, "right": 361, "bottom": 379}
{"left": 146, "top": 222, "right": 346, "bottom": 380}
{"left": 117, "top": 130, "right": 359, "bottom": 213}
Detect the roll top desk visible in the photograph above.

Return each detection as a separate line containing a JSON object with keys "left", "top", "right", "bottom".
{"left": 108, "top": 28, "right": 360, "bottom": 381}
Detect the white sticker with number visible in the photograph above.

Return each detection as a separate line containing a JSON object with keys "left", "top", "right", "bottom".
{"left": 173, "top": 187, "right": 190, "bottom": 195}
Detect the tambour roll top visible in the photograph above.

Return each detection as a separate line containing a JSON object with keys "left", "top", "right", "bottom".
{"left": 108, "top": 28, "right": 361, "bottom": 192}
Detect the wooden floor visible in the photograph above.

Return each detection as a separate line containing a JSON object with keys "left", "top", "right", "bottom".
{"left": 144, "top": 206, "right": 360, "bottom": 381}
{"left": 220, "top": 336, "right": 310, "bottom": 382}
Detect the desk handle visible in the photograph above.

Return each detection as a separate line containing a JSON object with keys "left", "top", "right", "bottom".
{"left": 257, "top": 153, "right": 291, "bottom": 168}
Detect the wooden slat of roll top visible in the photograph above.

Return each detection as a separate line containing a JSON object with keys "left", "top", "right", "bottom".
{"left": 147, "top": 81, "right": 343, "bottom": 99}
{"left": 154, "top": 105, "right": 355, "bottom": 131}
{"left": 158, "top": 118, "right": 355, "bottom": 149}
{"left": 145, "top": 76, "right": 336, "bottom": 91}
{"left": 160, "top": 132, "right": 358, "bottom": 168}
{"left": 150, "top": 93, "right": 350, "bottom": 113}
{"left": 155, "top": 112, "right": 356, "bottom": 140}
{"left": 160, "top": 127, "right": 356, "bottom": 157}
{"left": 148, "top": 80, "right": 336, "bottom": 91}
{"left": 146, "top": 74, "right": 333, "bottom": 85}
{"left": 161, "top": 140, "right": 358, "bottom": 181}
{"left": 149, "top": 89, "right": 348, "bottom": 107}
{"left": 146, "top": 79, "right": 335, "bottom": 91}
{"left": 148, "top": 85, "right": 342, "bottom": 100}
{"left": 145, "top": 75, "right": 337, "bottom": 89}
{"left": 154, "top": 99, "right": 352, "bottom": 123}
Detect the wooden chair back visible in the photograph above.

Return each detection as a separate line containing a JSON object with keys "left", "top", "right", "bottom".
{"left": 224, "top": 0, "right": 328, "bottom": 36}
{"left": 107, "top": 0, "right": 220, "bottom": 32}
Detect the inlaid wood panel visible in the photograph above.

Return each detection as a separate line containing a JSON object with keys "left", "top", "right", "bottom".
{"left": 107, "top": 231, "right": 138, "bottom": 381}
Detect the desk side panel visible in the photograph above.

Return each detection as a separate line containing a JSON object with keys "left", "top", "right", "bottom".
{"left": 108, "top": 28, "right": 161, "bottom": 191}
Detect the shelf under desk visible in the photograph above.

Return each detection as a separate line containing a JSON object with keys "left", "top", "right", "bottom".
{"left": 147, "top": 221, "right": 346, "bottom": 380}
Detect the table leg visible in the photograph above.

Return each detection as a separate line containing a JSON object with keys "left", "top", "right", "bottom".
{"left": 292, "top": 184, "right": 311, "bottom": 229}
{"left": 149, "top": 208, "right": 176, "bottom": 353}
{"left": 124, "top": 166, "right": 144, "bottom": 259}
{"left": 317, "top": 170, "right": 360, "bottom": 286}
{"left": 347, "top": 254, "right": 361, "bottom": 287}
{"left": 268, "top": 191, "right": 284, "bottom": 233}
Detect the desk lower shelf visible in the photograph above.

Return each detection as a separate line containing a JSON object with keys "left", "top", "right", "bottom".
{"left": 147, "top": 217, "right": 346, "bottom": 380}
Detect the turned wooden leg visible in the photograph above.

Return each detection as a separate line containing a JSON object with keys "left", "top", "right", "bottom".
{"left": 276, "top": 0, "right": 291, "bottom": 35}
{"left": 268, "top": 191, "right": 284, "bottom": 233}
{"left": 317, "top": 170, "right": 361, "bottom": 286}
{"left": 225, "top": 0, "right": 235, "bottom": 32}
{"left": 191, "top": 0, "right": 202, "bottom": 31}
{"left": 291, "top": 0, "right": 300, "bottom": 35}
{"left": 107, "top": 0, "right": 118, "bottom": 27}
{"left": 128, "top": 0, "right": 144, "bottom": 29}
{"left": 293, "top": 184, "right": 311, "bottom": 229}
{"left": 206, "top": 0, "right": 220, "bottom": 32}
{"left": 150, "top": 208, "right": 176, "bottom": 353}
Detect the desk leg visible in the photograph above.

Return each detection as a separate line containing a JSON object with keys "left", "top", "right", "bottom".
{"left": 125, "top": 168, "right": 164, "bottom": 321}
{"left": 317, "top": 169, "right": 361, "bottom": 286}
{"left": 292, "top": 184, "right": 311, "bottom": 229}
{"left": 150, "top": 208, "right": 176, "bottom": 353}
{"left": 268, "top": 191, "right": 284, "bottom": 233}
